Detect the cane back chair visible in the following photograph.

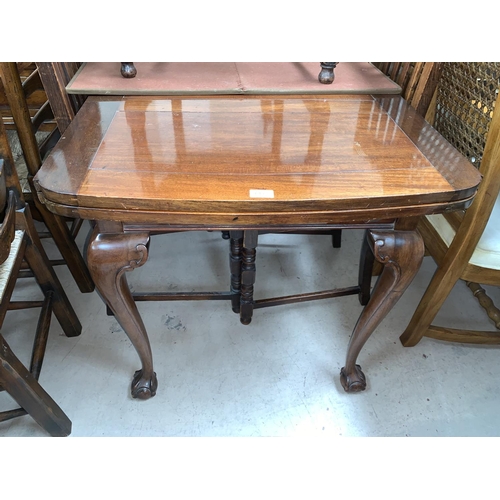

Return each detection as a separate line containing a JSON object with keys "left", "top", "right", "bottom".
{"left": 400, "top": 62, "right": 500, "bottom": 346}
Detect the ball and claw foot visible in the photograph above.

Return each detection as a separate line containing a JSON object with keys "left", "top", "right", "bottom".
{"left": 340, "top": 364, "right": 367, "bottom": 392}
{"left": 131, "top": 369, "right": 158, "bottom": 399}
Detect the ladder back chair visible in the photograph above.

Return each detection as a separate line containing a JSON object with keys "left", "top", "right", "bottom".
{"left": 400, "top": 62, "right": 500, "bottom": 346}
{"left": 35, "top": 62, "right": 87, "bottom": 135}
{"left": 0, "top": 63, "right": 60, "bottom": 158}
{"left": 0, "top": 115, "right": 82, "bottom": 436}
{"left": 0, "top": 62, "right": 94, "bottom": 293}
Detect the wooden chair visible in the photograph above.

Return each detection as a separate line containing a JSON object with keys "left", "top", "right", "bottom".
{"left": 0, "top": 63, "right": 60, "bottom": 157}
{"left": 0, "top": 62, "right": 94, "bottom": 293}
{"left": 400, "top": 62, "right": 500, "bottom": 346}
{"left": 35, "top": 62, "right": 87, "bottom": 135}
{"left": 0, "top": 115, "right": 82, "bottom": 436}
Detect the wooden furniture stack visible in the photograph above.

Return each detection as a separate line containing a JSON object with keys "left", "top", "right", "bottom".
{"left": 0, "top": 115, "right": 81, "bottom": 436}
{"left": 0, "top": 62, "right": 90, "bottom": 435}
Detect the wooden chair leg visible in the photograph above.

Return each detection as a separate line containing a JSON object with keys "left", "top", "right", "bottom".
{"left": 29, "top": 291, "right": 53, "bottom": 380}
{"left": 20, "top": 204, "right": 82, "bottom": 338}
{"left": 0, "top": 334, "right": 71, "bottom": 436}
{"left": 372, "top": 261, "right": 384, "bottom": 276}
{"left": 331, "top": 229, "right": 342, "bottom": 248}
{"left": 399, "top": 261, "right": 462, "bottom": 347}
{"left": 358, "top": 230, "right": 375, "bottom": 306}
{"left": 70, "top": 218, "right": 84, "bottom": 239}
{"left": 467, "top": 282, "right": 500, "bottom": 329}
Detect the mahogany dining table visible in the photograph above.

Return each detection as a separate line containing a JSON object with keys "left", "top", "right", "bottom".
{"left": 34, "top": 94, "right": 481, "bottom": 400}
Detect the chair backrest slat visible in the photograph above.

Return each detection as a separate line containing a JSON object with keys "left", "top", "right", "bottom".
{"left": 396, "top": 63, "right": 412, "bottom": 88}
{"left": 35, "top": 62, "right": 86, "bottom": 134}
{"left": 374, "top": 62, "right": 443, "bottom": 118}
{"left": 389, "top": 62, "right": 403, "bottom": 82}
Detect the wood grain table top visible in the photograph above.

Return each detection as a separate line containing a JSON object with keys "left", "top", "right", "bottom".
{"left": 35, "top": 94, "right": 481, "bottom": 226}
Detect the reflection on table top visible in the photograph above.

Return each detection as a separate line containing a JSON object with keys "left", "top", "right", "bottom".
{"left": 35, "top": 95, "right": 481, "bottom": 220}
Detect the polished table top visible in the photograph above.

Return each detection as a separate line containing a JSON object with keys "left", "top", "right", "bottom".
{"left": 35, "top": 95, "right": 481, "bottom": 226}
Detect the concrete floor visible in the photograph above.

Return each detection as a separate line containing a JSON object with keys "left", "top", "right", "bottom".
{"left": 1, "top": 224, "right": 500, "bottom": 437}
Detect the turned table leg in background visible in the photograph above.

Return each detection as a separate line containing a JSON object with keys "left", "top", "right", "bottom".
{"left": 86, "top": 224, "right": 157, "bottom": 399}
{"left": 358, "top": 229, "right": 376, "bottom": 307}
{"left": 240, "top": 230, "right": 258, "bottom": 325}
{"left": 340, "top": 229, "right": 424, "bottom": 392}
{"left": 229, "top": 230, "right": 244, "bottom": 314}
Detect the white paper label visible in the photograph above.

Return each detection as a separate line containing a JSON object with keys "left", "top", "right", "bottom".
{"left": 249, "top": 189, "right": 275, "bottom": 198}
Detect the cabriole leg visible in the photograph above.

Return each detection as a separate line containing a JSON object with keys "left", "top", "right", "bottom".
{"left": 341, "top": 230, "right": 424, "bottom": 392}
{"left": 86, "top": 226, "right": 157, "bottom": 399}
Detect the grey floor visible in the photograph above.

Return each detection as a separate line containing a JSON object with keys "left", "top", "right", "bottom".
{"left": 1, "top": 223, "right": 500, "bottom": 437}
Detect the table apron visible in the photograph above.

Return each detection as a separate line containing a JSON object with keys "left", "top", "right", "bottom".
{"left": 41, "top": 195, "right": 475, "bottom": 228}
